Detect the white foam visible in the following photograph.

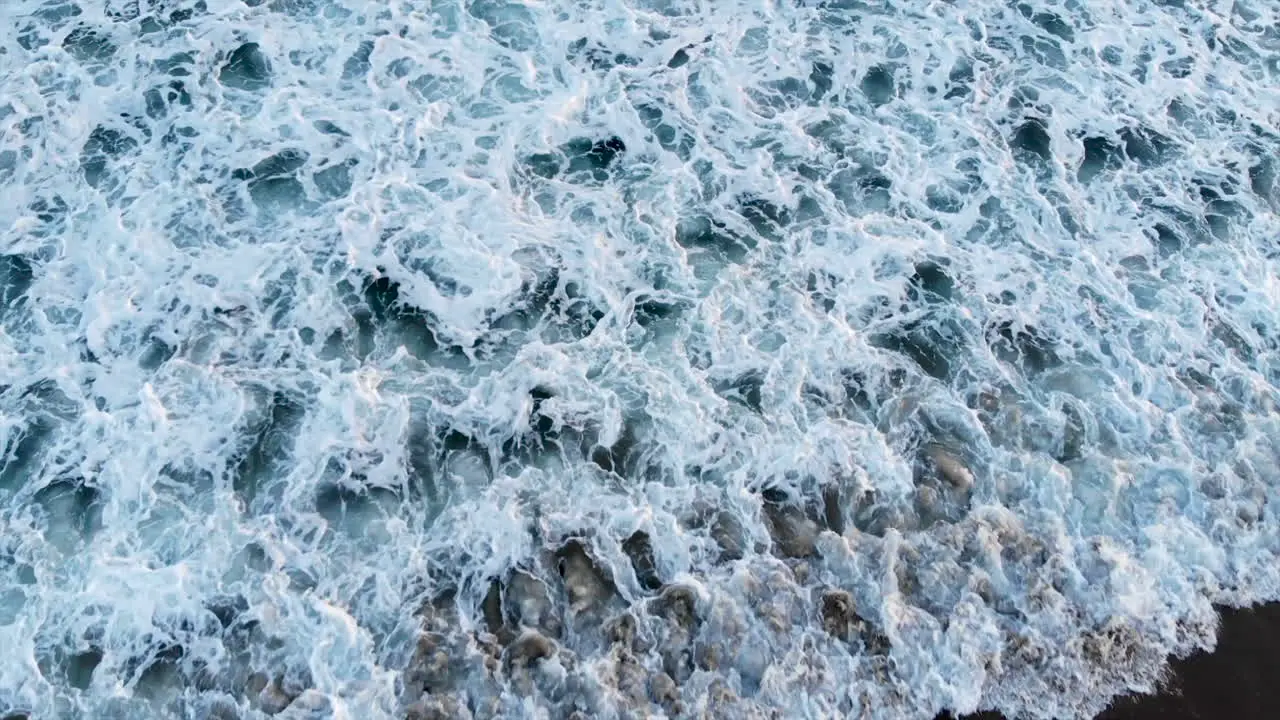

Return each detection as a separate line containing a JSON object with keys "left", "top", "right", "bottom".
{"left": 2, "top": 0, "right": 1280, "bottom": 717}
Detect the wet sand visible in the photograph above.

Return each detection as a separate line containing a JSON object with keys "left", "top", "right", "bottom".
{"left": 940, "top": 603, "right": 1280, "bottom": 720}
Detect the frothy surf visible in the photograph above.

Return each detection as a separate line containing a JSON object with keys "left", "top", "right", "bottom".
{"left": 1, "top": 0, "right": 1279, "bottom": 718}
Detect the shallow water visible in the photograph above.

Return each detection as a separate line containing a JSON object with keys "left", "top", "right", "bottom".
{"left": 1, "top": 0, "right": 1279, "bottom": 718}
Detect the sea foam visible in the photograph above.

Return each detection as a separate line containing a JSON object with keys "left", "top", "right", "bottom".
{"left": 1, "top": 0, "right": 1279, "bottom": 718}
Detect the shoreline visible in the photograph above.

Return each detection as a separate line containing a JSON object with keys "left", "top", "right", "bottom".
{"left": 940, "top": 603, "right": 1280, "bottom": 720}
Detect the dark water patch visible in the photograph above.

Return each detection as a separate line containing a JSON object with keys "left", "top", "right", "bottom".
{"left": 1079, "top": 135, "right": 1123, "bottom": 183}
{"left": 233, "top": 149, "right": 310, "bottom": 212}
{"left": 230, "top": 391, "right": 305, "bottom": 508}
{"left": 63, "top": 26, "right": 116, "bottom": 64}
{"left": 556, "top": 539, "right": 619, "bottom": 619}
{"left": 135, "top": 1, "right": 208, "bottom": 31}
{"left": 348, "top": 273, "right": 451, "bottom": 362}
{"left": 821, "top": 482, "right": 847, "bottom": 534}
{"left": 540, "top": 280, "right": 605, "bottom": 345}
{"left": 0, "top": 254, "right": 34, "bottom": 322}
{"left": 65, "top": 647, "right": 104, "bottom": 690}
{"left": 1249, "top": 156, "right": 1276, "bottom": 209}
{"left": 946, "top": 60, "right": 974, "bottom": 100}
{"left": 1148, "top": 221, "right": 1184, "bottom": 257}
{"left": 649, "top": 584, "right": 702, "bottom": 684}
{"left": 567, "top": 38, "right": 638, "bottom": 71}
{"left": 0, "top": 149, "right": 16, "bottom": 184}
{"left": 468, "top": 0, "right": 539, "bottom": 51}
{"left": 33, "top": 477, "right": 103, "bottom": 552}
{"left": 81, "top": 126, "right": 139, "bottom": 189}
{"left": 251, "top": 0, "right": 322, "bottom": 15}
{"left": 908, "top": 260, "right": 955, "bottom": 303}
{"left": 314, "top": 480, "right": 399, "bottom": 534}
{"left": 839, "top": 366, "right": 909, "bottom": 419}
{"left": 675, "top": 216, "right": 755, "bottom": 266}
{"left": 755, "top": 76, "right": 820, "bottom": 113}
{"left": 106, "top": 0, "right": 141, "bottom": 21}
{"left": 138, "top": 335, "right": 176, "bottom": 370}
{"left": 145, "top": 80, "right": 192, "bottom": 119}
{"left": 1120, "top": 126, "right": 1175, "bottom": 167}
{"left": 313, "top": 120, "right": 348, "bottom": 136}
{"left": 810, "top": 61, "right": 834, "bottom": 102}
{"left": 1, "top": 418, "right": 62, "bottom": 493}
{"left": 167, "top": 1, "right": 208, "bottom": 24}
{"left": 206, "top": 595, "right": 249, "bottom": 631}
{"left": 1010, "top": 118, "right": 1052, "bottom": 164}
{"left": 819, "top": 589, "right": 874, "bottom": 645}
{"left": 1160, "top": 55, "right": 1195, "bottom": 79}
{"left": 630, "top": 294, "right": 686, "bottom": 330}
{"left": 524, "top": 154, "right": 560, "bottom": 180}
{"left": 568, "top": 136, "right": 626, "bottom": 180}
{"left": 1195, "top": 179, "right": 1245, "bottom": 241}
{"left": 526, "top": 136, "right": 627, "bottom": 182}
{"left": 434, "top": 428, "right": 494, "bottom": 493}
{"left": 153, "top": 50, "right": 196, "bottom": 77}
{"left": 247, "top": 176, "right": 306, "bottom": 214}
{"left": 587, "top": 416, "right": 644, "bottom": 480}
{"left": 622, "top": 531, "right": 662, "bottom": 591}
{"left": 490, "top": 265, "right": 559, "bottom": 333}
{"left": 713, "top": 371, "right": 765, "bottom": 414}
{"left": 988, "top": 320, "right": 1061, "bottom": 374}
{"left": 806, "top": 271, "right": 837, "bottom": 314}
{"left": 496, "top": 387, "right": 576, "bottom": 470}
{"left": 1019, "top": 34, "right": 1067, "bottom": 69}
{"left": 313, "top": 158, "right": 355, "bottom": 199}
{"left": 246, "top": 149, "right": 310, "bottom": 179}
{"left": 759, "top": 485, "right": 819, "bottom": 559}
{"left": 1024, "top": 7, "right": 1075, "bottom": 42}
{"left": 636, "top": 103, "right": 696, "bottom": 159}
{"left": 708, "top": 509, "right": 748, "bottom": 563}
{"left": 27, "top": 195, "right": 69, "bottom": 236}
{"left": 860, "top": 65, "right": 895, "bottom": 107}
{"left": 362, "top": 275, "right": 405, "bottom": 324}
{"left": 829, "top": 167, "right": 893, "bottom": 215}
{"left": 220, "top": 43, "right": 272, "bottom": 92}
{"left": 403, "top": 420, "right": 441, "bottom": 508}
{"left": 737, "top": 195, "right": 791, "bottom": 238}
{"left": 409, "top": 73, "right": 465, "bottom": 104}
{"left": 871, "top": 315, "right": 969, "bottom": 382}
{"left": 528, "top": 386, "right": 558, "bottom": 443}
{"left": 501, "top": 568, "right": 561, "bottom": 637}
{"left": 1142, "top": 200, "right": 1213, "bottom": 253}
{"left": 342, "top": 40, "right": 376, "bottom": 80}
{"left": 925, "top": 185, "right": 965, "bottom": 214}
{"left": 129, "top": 642, "right": 185, "bottom": 699}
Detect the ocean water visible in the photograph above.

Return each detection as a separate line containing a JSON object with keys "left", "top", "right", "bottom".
{"left": 0, "top": 0, "right": 1278, "bottom": 717}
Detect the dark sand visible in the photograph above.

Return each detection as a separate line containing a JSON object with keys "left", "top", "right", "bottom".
{"left": 938, "top": 603, "right": 1280, "bottom": 720}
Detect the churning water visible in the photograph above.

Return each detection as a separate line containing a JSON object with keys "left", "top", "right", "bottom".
{"left": 1, "top": 0, "right": 1279, "bottom": 718}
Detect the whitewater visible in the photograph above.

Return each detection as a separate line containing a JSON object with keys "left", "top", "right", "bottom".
{"left": 0, "top": 0, "right": 1278, "bottom": 717}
